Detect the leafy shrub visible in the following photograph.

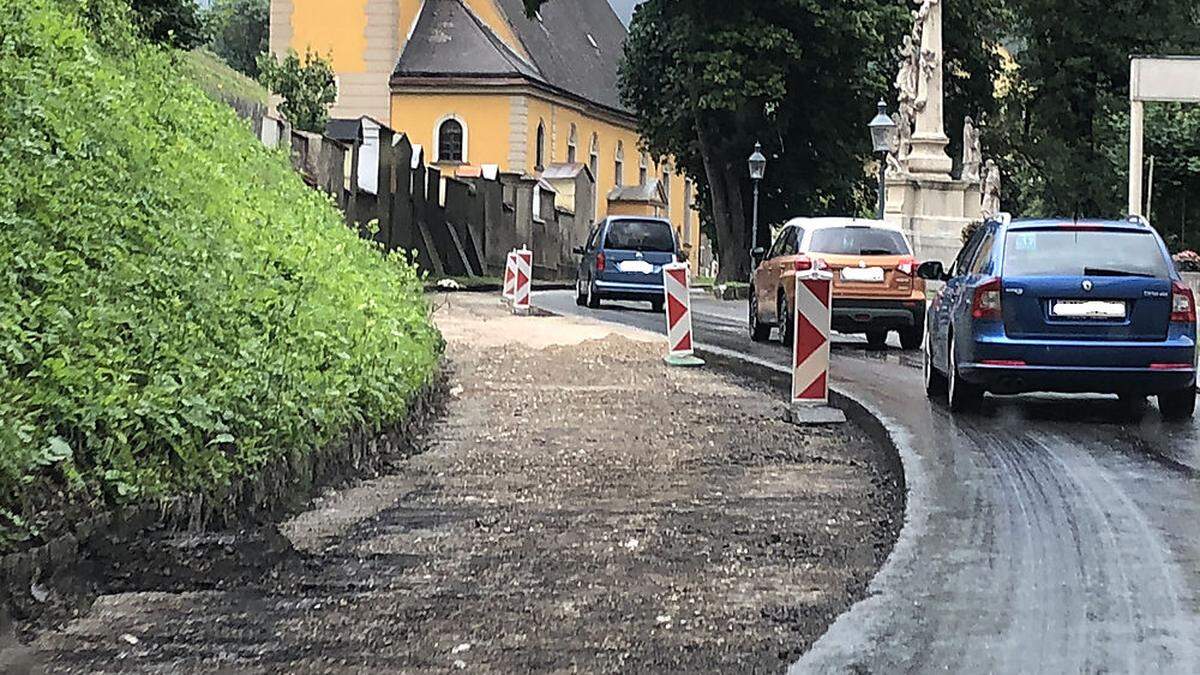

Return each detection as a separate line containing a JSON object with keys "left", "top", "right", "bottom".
{"left": 1174, "top": 250, "right": 1200, "bottom": 273}
{"left": 0, "top": 0, "right": 440, "bottom": 547}
{"left": 257, "top": 48, "right": 337, "bottom": 134}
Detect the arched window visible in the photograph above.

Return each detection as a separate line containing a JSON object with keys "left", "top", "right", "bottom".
{"left": 436, "top": 117, "right": 465, "bottom": 163}
{"left": 615, "top": 141, "right": 625, "bottom": 186}
{"left": 567, "top": 124, "right": 578, "bottom": 164}
{"left": 639, "top": 152, "right": 648, "bottom": 185}
{"left": 589, "top": 133, "right": 599, "bottom": 179}
{"left": 535, "top": 121, "right": 546, "bottom": 170}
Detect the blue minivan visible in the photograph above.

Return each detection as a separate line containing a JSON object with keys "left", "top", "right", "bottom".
{"left": 574, "top": 216, "right": 683, "bottom": 311}
{"left": 919, "top": 215, "right": 1197, "bottom": 419}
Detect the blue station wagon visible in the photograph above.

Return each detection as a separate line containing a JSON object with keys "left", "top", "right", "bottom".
{"left": 574, "top": 216, "right": 683, "bottom": 311}
{"left": 919, "top": 215, "right": 1197, "bottom": 419}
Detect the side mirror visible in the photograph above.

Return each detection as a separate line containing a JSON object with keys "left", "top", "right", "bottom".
{"left": 917, "top": 261, "right": 946, "bottom": 281}
{"left": 572, "top": 246, "right": 586, "bottom": 255}
{"left": 752, "top": 247, "right": 766, "bottom": 259}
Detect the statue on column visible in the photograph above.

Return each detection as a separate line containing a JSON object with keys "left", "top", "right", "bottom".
{"left": 887, "top": 112, "right": 910, "bottom": 175}
{"left": 981, "top": 159, "right": 1002, "bottom": 219}
{"left": 896, "top": 36, "right": 920, "bottom": 116}
{"left": 962, "top": 117, "right": 982, "bottom": 182}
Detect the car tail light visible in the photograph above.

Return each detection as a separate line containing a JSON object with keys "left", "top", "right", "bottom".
{"left": 596, "top": 251, "right": 606, "bottom": 272}
{"left": 794, "top": 256, "right": 828, "bottom": 272}
{"left": 1150, "top": 363, "right": 1193, "bottom": 370}
{"left": 982, "top": 359, "right": 1027, "bottom": 367}
{"left": 971, "top": 278, "right": 1003, "bottom": 320}
{"left": 896, "top": 256, "right": 917, "bottom": 276}
{"left": 1171, "top": 281, "right": 1196, "bottom": 323}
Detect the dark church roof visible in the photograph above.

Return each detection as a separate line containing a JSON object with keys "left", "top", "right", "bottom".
{"left": 393, "top": 0, "right": 628, "bottom": 114}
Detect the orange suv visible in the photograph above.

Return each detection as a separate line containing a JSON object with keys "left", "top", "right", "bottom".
{"left": 750, "top": 218, "right": 926, "bottom": 349}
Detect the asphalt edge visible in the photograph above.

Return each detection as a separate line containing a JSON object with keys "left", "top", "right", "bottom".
{"left": 530, "top": 299, "right": 927, "bottom": 671}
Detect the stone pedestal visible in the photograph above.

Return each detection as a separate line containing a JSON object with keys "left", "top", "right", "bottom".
{"left": 886, "top": 174, "right": 981, "bottom": 265}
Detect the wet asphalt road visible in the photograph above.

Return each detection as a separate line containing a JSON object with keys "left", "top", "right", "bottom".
{"left": 535, "top": 290, "right": 1200, "bottom": 674}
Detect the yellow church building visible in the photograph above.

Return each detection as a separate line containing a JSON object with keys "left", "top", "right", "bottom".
{"left": 269, "top": 0, "right": 706, "bottom": 272}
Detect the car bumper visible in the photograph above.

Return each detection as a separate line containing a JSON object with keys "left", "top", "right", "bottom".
{"left": 832, "top": 298, "right": 924, "bottom": 333}
{"left": 961, "top": 333, "right": 1198, "bottom": 394}
{"left": 594, "top": 279, "right": 664, "bottom": 300}
{"left": 959, "top": 363, "right": 1196, "bottom": 395}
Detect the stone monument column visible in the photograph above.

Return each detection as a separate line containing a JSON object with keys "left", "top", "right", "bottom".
{"left": 905, "top": 0, "right": 954, "bottom": 177}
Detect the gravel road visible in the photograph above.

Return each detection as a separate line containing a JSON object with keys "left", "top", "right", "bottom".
{"left": 13, "top": 293, "right": 901, "bottom": 673}
{"left": 535, "top": 290, "right": 1200, "bottom": 674}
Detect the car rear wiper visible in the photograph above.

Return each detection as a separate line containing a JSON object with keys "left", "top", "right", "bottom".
{"left": 1082, "top": 267, "right": 1156, "bottom": 278}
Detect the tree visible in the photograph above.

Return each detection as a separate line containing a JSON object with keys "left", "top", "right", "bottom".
{"left": 129, "top": 0, "right": 206, "bottom": 49}
{"left": 257, "top": 49, "right": 337, "bottom": 134}
{"left": 621, "top": 0, "right": 912, "bottom": 281}
{"left": 204, "top": 0, "right": 269, "bottom": 77}
{"left": 996, "top": 0, "right": 1200, "bottom": 217}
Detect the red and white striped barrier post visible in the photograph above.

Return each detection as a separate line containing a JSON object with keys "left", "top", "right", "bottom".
{"left": 512, "top": 248, "right": 533, "bottom": 315}
{"left": 662, "top": 262, "right": 704, "bottom": 367}
{"left": 789, "top": 266, "right": 844, "bottom": 423}
{"left": 502, "top": 250, "right": 517, "bottom": 301}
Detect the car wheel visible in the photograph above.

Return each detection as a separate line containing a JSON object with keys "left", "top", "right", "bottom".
{"left": 1158, "top": 388, "right": 1196, "bottom": 421}
{"left": 575, "top": 278, "right": 587, "bottom": 306}
{"left": 924, "top": 331, "right": 948, "bottom": 398}
{"left": 947, "top": 334, "right": 983, "bottom": 412}
{"left": 749, "top": 292, "right": 771, "bottom": 342}
{"left": 777, "top": 294, "right": 793, "bottom": 347}
{"left": 586, "top": 281, "right": 601, "bottom": 309}
{"left": 866, "top": 330, "right": 888, "bottom": 350}
{"left": 899, "top": 323, "right": 924, "bottom": 351}
{"left": 651, "top": 298, "right": 664, "bottom": 313}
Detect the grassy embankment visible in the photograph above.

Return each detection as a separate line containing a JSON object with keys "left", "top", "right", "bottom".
{"left": 0, "top": 0, "right": 441, "bottom": 549}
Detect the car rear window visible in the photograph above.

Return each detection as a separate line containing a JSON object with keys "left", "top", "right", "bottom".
{"left": 604, "top": 220, "right": 676, "bottom": 253}
{"left": 1003, "top": 229, "right": 1170, "bottom": 278}
{"left": 808, "top": 227, "right": 910, "bottom": 256}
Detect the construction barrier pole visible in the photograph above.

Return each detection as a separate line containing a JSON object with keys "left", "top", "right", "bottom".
{"left": 792, "top": 269, "right": 833, "bottom": 406}
{"left": 662, "top": 262, "right": 704, "bottom": 367}
{"left": 502, "top": 250, "right": 517, "bottom": 301}
{"left": 512, "top": 248, "right": 533, "bottom": 315}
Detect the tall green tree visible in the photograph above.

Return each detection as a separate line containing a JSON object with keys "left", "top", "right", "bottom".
{"left": 257, "top": 48, "right": 337, "bottom": 133}
{"left": 204, "top": 0, "right": 269, "bottom": 77}
{"left": 997, "top": 0, "right": 1200, "bottom": 217}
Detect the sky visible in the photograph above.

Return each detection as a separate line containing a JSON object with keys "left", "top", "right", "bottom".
{"left": 608, "top": 0, "right": 643, "bottom": 26}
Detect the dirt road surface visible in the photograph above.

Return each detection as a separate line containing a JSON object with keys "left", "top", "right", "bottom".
{"left": 17, "top": 293, "right": 901, "bottom": 673}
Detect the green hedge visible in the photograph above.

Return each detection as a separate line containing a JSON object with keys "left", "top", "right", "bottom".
{"left": 0, "top": 0, "right": 441, "bottom": 547}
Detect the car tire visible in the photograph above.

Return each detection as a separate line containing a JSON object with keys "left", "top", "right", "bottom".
{"left": 947, "top": 334, "right": 983, "bottom": 412}
{"left": 1158, "top": 388, "right": 1196, "bottom": 421}
{"left": 651, "top": 298, "right": 664, "bottom": 314}
{"left": 899, "top": 323, "right": 924, "bottom": 351}
{"left": 777, "top": 294, "right": 793, "bottom": 347}
{"left": 749, "top": 292, "right": 771, "bottom": 342}
{"left": 866, "top": 330, "right": 888, "bottom": 350}
{"left": 586, "top": 281, "right": 601, "bottom": 309}
{"left": 924, "top": 332, "right": 948, "bottom": 398}
{"left": 575, "top": 278, "right": 587, "bottom": 306}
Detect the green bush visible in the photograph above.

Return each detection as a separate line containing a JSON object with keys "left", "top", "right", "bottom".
{"left": 0, "top": 0, "right": 441, "bottom": 547}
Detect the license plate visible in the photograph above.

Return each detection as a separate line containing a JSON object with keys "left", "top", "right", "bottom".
{"left": 1050, "top": 300, "right": 1126, "bottom": 319}
{"left": 618, "top": 260, "right": 656, "bottom": 274}
{"left": 841, "top": 267, "right": 885, "bottom": 283}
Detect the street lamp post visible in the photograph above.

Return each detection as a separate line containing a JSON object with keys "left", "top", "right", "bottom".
{"left": 747, "top": 142, "right": 767, "bottom": 276}
{"left": 868, "top": 100, "right": 897, "bottom": 220}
